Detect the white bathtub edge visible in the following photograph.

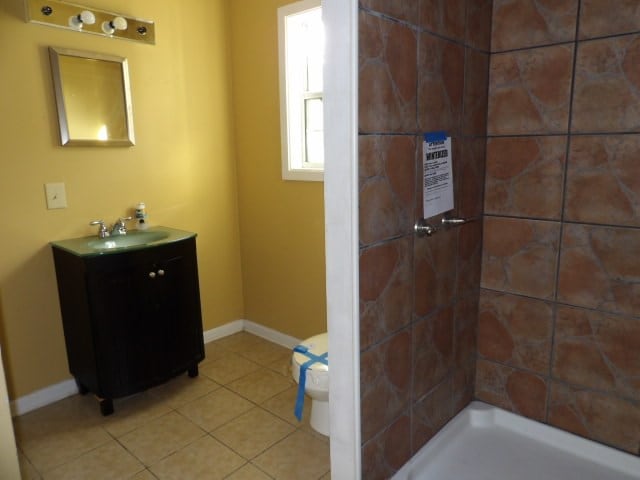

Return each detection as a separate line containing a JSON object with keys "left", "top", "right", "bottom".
{"left": 392, "top": 401, "right": 640, "bottom": 479}
{"left": 490, "top": 403, "right": 640, "bottom": 476}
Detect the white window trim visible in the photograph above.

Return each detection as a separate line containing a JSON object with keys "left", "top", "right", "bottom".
{"left": 278, "top": 0, "right": 324, "bottom": 182}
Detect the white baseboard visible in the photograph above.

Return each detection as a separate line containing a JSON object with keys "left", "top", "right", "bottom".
{"left": 242, "top": 320, "right": 301, "bottom": 349}
{"left": 202, "top": 319, "right": 244, "bottom": 343}
{"left": 11, "top": 319, "right": 302, "bottom": 417}
{"left": 11, "top": 378, "right": 77, "bottom": 417}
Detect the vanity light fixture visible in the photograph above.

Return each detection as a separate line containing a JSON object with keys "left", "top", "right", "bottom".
{"left": 101, "top": 16, "right": 126, "bottom": 35}
{"left": 25, "top": 0, "right": 155, "bottom": 45}
{"left": 68, "top": 10, "right": 95, "bottom": 29}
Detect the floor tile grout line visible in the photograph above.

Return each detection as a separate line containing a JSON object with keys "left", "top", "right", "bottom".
{"left": 36, "top": 434, "right": 140, "bottom": 478}
{"left": 16, "top": 332, "right": 327, "bottom": 479}
{"left": 24, "top": 425, "right": 116, "bottom": 476}
{"left": 221, "top": 460, "right": 275, "bottom": 480}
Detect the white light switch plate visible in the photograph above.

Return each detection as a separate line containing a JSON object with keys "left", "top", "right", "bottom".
{"left": 45, "top": 183, "right": 67, "bottom": 209}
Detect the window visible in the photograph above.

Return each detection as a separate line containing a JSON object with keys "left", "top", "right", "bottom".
{"left": 278, "top": 0, "right": 324, "bottom": 181}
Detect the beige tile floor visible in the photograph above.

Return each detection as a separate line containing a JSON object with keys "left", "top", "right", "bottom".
{"left": 13, "top": 332, "right": 330, "bottom": 480}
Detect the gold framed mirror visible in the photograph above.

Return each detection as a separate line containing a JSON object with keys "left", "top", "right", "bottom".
{"left": 49, "top": 47, "right": 135, "bottom": 146}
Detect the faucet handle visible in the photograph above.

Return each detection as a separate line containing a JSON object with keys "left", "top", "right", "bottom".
{"left": 112, "top": 216, "right": 133, "bottom": 235}
{"left": 89, "top": 220, "right": 109, "bottom": 238}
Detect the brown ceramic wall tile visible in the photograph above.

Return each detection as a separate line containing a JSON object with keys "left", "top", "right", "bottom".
{"left": 481, "top": 217, "right": 561, "bottom": 299}
{"left": 361, "top": 331, "right": 412, "bottom": 442}
{"left": 485, "top": 136, "right": 567, "bottom": 219}
{"left": 552, "top": 306, "right": 640, "bottom": 401}
{"left": 548, "top": 382, "right": 640, "bottom": 454}
{"left": 557, "top": 224, "right": 640, "bottom": 316}
{"left": 463, "top": 49, "right": 490, "bottom": 136}
{"left": 359, "top": 12, "right": 417, "bottom": 133}
{"left": 359, "top": 0, "right": 419, "bottom": 23}
{"left": 465, "top": 0, "right": 493, "bottom": 51}
{"left": 418, "top": 0, "right": 466, "bottom": 42}
{"left": 456, "top": 138, "right": 487, "bottom": 219}
{"left": 418, "top": 33, "right": 465, "bottom": 134}
{"left": 572, "top": 35, "right": 640, "bottom": 133}
{"left": 478, "top": 290, "right": 553, "bottom": 374}
{"left": 360, "top": 238, "right": 414, "bottom": 350}
{"left": 457, "top": 221, "right": 483, "bottom": 298}
{"left": 492, "top": 0, "right": 578, "bottom": 51}
{"left": 475, "top": 0, "right": 640, "bottom": 456}
{"left": 359, "top": 135, "right": 417, "bottom": 245}
{"left": 579, "top": 0, "right": 640, "bottom": 39}
{"left": 412, "top": 307, "right": 454, "bottom": 399}
{"left": 360, "top": 0, "right": 487, "bottom": 471}
{"left": 455, "top": 295, "right": 479, "bottom": 369}
{"left": 475, "top": 359, "right": 548, "bottom": 421}
{"left": 362, "top": 415, "right": 412, "bottom": 480}
{"left": 454, "top": 296, "right": 479, "bottom": 410}
{"left": 488, "top": 45, "right": 573, "bottom": 135}
{"left": 411, "top": 378, "right": 454, "bottom": 453}
{"left": 565, "top": 135, "right": 640, "bottom": 226}
{"left": 453, "top": 359, "right": 476, "bottom": 414}
{"left": 414, "top": 227, "right": 458, "bottom": 317}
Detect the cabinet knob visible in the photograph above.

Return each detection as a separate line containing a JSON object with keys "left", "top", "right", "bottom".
{"left": 158, "top": 269, "right": 165, "bottom": 276}
{"left": 148, "top": 271, "right": 156, "bottom": 279}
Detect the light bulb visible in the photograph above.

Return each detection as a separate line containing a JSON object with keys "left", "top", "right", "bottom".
{"left": 79, "top": 11, "right": 96, "bottom": 24}
{"left": 102, "top": 16, "right": 128, "bottom": 35}
{"left": 112, "top": 16, "right": 127, "bottom": 30}
{"left": 68, "top": 10, "right": 95, "bottom": 29}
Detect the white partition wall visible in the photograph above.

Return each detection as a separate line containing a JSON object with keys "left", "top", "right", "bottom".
{"left": 324, "top": 0, "right": 360, "bottom": 478}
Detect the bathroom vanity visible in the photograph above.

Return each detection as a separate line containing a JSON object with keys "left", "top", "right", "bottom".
{"left": 51, "top": 227, "right": 204, "bottom": 415}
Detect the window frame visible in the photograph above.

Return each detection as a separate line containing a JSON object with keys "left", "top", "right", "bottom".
{"left": 278, "top": 0, "right": 324, "bottom": 182}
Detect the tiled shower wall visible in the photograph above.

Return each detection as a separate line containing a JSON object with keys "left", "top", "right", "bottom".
{"left": 477, "top": 0, "right": 640, "bottom": 454}
{"left": 357, "top": 1, "right": 491, "bottom": 477}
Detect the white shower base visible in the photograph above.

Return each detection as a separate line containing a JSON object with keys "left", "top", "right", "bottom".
{"left": 393, "top": 401, "right": 640, "bottom": 480}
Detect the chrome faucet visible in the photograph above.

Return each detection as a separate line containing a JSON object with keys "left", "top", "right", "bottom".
{"left": 89, "top": 220, "right": 109, "bottom": 238}
{"left": 110, "top": 217, "right": 132, "bottom": 236}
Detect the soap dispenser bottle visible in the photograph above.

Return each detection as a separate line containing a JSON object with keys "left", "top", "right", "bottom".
{"left": 135, "top": 202, "right": 149, "bottom": 230}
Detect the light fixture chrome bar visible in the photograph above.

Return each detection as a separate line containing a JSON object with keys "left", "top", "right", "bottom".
{"left": 25, "top": 0, "right": 155, "bottom": 45}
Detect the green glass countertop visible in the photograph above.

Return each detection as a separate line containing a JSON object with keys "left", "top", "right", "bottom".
{"left": 50, "top": 226, "right": 196, "bottom": 257}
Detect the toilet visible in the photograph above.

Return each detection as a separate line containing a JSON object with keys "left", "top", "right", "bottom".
{"left": 291, "top": 332, "right": 329, "bottom": 436}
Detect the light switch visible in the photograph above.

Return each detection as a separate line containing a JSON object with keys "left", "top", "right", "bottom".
{"left": 45, "top": 183, "right": 67, "bottom": 209}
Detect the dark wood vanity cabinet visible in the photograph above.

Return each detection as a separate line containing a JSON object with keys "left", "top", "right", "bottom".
{"left": 52, "top": 237, "right": 204, "bottom": 415}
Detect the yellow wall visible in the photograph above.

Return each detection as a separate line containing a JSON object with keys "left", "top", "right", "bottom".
{"left": 0, "top": 0, "right": 326, "bottom": 401}
{"left": 0, "top": 0, "right": 245, "bottom": 398}
{"left": 228, "top": 0, "right": 327, "bottom": 340}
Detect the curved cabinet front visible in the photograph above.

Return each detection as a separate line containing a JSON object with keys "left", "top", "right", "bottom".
{"left": 52, "top": 237, "right": 204, "bottom": 415}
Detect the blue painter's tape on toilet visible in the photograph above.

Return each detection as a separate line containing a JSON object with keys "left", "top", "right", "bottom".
{"left": 291, "top": 332, "right": 330, "bottom": 436}
{"left": 293, "top": 345, "right": 328, "bottom": 421}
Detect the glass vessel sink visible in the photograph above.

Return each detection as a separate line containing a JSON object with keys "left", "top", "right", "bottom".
{"left": 51, "top": 226, "right": 196, "bottom": 257}
{"left": 87, "top": 230, "right": 169, "bottom": 250}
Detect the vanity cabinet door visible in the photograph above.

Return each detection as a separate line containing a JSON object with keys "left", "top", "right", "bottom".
{"left": 149, "top": 250, "right": 204, "bottom": 378}
{"left": 86, "top": 261, "right": 167, "bottom": 397}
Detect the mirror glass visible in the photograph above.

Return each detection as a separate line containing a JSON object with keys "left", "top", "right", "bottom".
{"left": 49, "top": 47, "right": 135, "bottom": 146}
